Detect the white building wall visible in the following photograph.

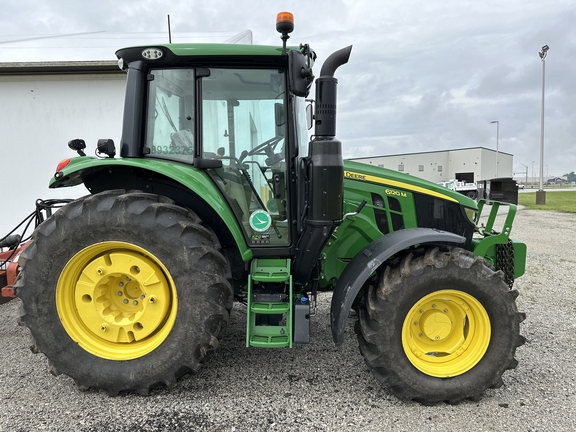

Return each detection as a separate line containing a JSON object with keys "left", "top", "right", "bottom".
{"left": 0, "top": 73, "right": 126, "bottom": 234}
{"left": 350, "top": 148, "right": 513, "bottom": 184}
{"left": 447, "top": 148, "right": 482, "bottom": 181}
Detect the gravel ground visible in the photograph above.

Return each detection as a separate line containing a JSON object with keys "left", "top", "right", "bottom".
{"left": 1, "top": 209, "right": 575, "bottom": 431}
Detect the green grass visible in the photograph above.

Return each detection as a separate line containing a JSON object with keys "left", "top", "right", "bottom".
{"left": 518, "top": 190, "right": 576, "bottom": 213}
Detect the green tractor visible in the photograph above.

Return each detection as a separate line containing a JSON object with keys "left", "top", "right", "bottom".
{"left": 15, "top": 13, "right": 526, "bottom": 404}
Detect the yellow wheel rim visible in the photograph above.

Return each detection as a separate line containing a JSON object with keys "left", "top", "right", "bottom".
{"left": 402, "top": 289, "right": 491, "bottom": 377}
{"left": 56, "top": 242, "right": 177, "bottom": 360}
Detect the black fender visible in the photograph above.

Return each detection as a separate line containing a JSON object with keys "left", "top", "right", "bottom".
{"left": 330, "top": 228, "right": 466, "bottom": 346}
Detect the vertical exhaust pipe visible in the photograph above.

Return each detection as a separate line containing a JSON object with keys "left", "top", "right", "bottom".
{"left": 293, "top": 45, "right": 352, "bottom": 287}
{"left": 314, "top": 45, "right": 353, "bottom": 138}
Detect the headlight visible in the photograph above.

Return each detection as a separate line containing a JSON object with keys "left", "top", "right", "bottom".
{"left": 464, "top": 207, "right": 477, "bottom": 224}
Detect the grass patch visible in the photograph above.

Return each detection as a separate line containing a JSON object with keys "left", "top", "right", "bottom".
{"left": 518, "top": 191, "right": 576, "bottom": 213}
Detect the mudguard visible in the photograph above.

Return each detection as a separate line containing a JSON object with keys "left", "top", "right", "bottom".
{"left": 330, "top": 228, "right": 465, "bottom": 346}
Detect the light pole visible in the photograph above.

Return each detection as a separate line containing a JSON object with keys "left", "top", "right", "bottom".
{"left": 532, "top": 161, "right": 535, "bottom": 187}
{"left": 520, "top": 163, "right": 528, "bottom": 187}
{"left": 537, "top": 44, "right": 549, "bottom": 204}
{"left": 491, "top": 120, "right": 499, "bottom": 177}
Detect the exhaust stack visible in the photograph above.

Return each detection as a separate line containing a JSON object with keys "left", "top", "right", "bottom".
{"left": 293, "top": 45, "right": 352, "bottom": 286}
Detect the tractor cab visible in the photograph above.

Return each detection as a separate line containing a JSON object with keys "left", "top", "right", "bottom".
{"left": 141, "top": 65, "right": 304, "bottom": 248}
{"left": 108, "top": 14, "right": 320, "bottom": 256}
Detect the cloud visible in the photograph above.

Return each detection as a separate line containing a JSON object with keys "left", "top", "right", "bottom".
{"left": 0, "top": 0, "right": 574, "bottom": 175}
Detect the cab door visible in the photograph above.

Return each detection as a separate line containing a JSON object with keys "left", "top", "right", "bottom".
{"left": 201, "top": 67, "right": 291, "bottom": 248}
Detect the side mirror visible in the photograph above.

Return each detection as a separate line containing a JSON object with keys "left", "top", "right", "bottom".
{"left": 306, "top": 102, "right": 313, "bottom": 130}
{"left": 288, "top": 49, "right": 314, "bottom": 97}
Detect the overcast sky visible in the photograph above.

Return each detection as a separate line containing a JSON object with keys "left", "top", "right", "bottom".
{"left": 1, "top": 0, "right": 575, "bottom": 178}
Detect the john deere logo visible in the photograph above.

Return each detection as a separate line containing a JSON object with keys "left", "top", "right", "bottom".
{"left": 249, "top": 210, "right": 272, "bottom": 232}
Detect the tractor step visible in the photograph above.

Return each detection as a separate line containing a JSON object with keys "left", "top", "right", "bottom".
{"left": 246, "top": 258, "right": 293, "bottom": 348}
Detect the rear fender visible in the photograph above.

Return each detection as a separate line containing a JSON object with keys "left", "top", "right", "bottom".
{"left": 330, "top": 228, "right": 465, "bottom": 346}
{"left": 50, "top": 156, "right": 252, "bottom": 261}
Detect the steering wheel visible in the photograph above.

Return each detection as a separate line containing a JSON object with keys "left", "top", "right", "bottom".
{"left": 240, "top": 136, "right": 283, "bottom": 163}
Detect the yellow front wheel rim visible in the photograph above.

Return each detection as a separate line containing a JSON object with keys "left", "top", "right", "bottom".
{"left": 402, "top": 289, "right": 491, "bottom": 377}
{"left": 56, "top": 242, "right": 178, "bottom": 361}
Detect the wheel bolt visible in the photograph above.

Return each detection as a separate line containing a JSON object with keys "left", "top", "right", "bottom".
{"left": 140, "top": 295, "right": 145, "bottom": 300}
{"left": 97, "top": 267, "right": 104, "bottom": 275}
{"left": 432, "top": 304, "right": 436, "bottom": 308}
{"left": 123, "top": 299, "right": 128, "bottom": 304}
{"left": 117, "top": 291, "right": 123, "bottom": 296}
{"left": 100, "top": 325, "right": 107, "bottom": 332}
{"left": 414, "top": 321, "right": 418, "bottom": 325}
{"left": 133, "top": 300, "right": 138, "bottom": 306}
{"left": 444, "top": 309, "right": 448, "bottom": 313}
{"left": 419, "top": 309, "right": 424, "bottom": 313}
{"left": 118, "top": 282, "right": 124, "bottom": 287}
{"left": 126, "top": 277, "right": 131, "bottom": 282}
{"left": 418, "top": 333, "right": 423, "bottom": 337}
{"left": 149, "top": 297, "right": 156, "bottom": 304}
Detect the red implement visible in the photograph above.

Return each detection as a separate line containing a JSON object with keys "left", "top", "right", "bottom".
{"left": 0, "top": 241, "right": 28, "bottom": 304}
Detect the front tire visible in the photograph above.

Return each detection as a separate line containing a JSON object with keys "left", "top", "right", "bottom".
{"left": 16, "top": 190, "right": 232, "bottom": 395}
{"left": 356, "top": 247, "right": 525, "bottom": 404}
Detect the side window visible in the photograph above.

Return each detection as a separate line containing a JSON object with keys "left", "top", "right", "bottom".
{"left": 145, "top": 69, "right": 195, "bottom": 163}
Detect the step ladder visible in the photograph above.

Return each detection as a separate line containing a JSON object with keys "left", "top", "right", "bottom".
{"left": 246, "top": 258, "right": 293, "bottom": 348}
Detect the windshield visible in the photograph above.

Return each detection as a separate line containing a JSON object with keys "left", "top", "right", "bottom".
{"left": 202, "top": 68, "right": 290, "bottom": 246}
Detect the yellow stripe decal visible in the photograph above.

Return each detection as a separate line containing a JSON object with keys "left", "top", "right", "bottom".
{"left": 344, "top": 170, "right": 458, "bottom": 203}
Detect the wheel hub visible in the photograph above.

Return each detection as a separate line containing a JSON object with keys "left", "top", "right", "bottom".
{"left": 422, "top": 311, "right": 452, "bottom": 341}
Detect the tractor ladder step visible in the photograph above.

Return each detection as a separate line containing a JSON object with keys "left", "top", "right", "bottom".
{"left": 246, "top": 258, "right": 293, "bottom": 348}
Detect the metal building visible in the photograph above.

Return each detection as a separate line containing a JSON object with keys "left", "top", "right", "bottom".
{"left": 349, "top": 147, "right": 513, "bottom": 184}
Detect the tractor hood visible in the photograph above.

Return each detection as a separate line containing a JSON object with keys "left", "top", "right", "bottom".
{"left": 342, "top": 160, "right": 477, "bottom": 209}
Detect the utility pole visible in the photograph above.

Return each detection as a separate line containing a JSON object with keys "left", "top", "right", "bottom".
{"left": 491, "top": 121, "right": 499, "bottom": 177}
{"left": 520, "top": 163, "right": 528, "bottom": 187}
{"left": 536, "top": 45, "right": 549, "bottom": 204}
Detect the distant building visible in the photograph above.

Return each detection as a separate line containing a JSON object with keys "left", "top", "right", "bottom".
{"left": 349, "top": 147, "right": 513, "bottom": 184}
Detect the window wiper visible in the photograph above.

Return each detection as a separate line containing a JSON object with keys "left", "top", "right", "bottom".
{"left": 160, "top": 97, "right": 178, "bottom": 133}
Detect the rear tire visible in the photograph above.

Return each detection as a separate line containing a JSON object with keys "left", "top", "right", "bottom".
{"left": 356, "top": 247, "right": 525, "bottom": 404}
{"left": 16, "top": 190, "right": 232, "bottom": 395}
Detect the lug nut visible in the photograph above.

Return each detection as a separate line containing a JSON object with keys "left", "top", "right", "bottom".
{"left": 133, "top": 300, "right": 138, "bottom": 306}
{"left": 118, "top": 282, "right": 124, "bottom": 287}
{"left": 117, "top": 291, "right": 123, "bottom": 296}
{"left": 123, "top": 299, "right": 128, "bottom": 304}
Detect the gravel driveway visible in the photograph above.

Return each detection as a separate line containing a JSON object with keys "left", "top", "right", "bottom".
{"left": 1, "top": 209, "right": 575, "bottom": 431}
